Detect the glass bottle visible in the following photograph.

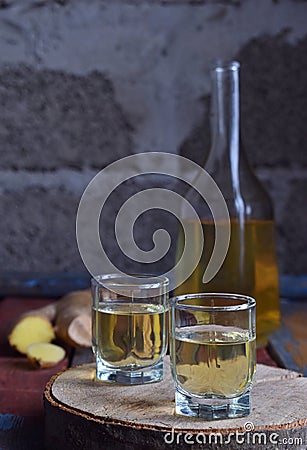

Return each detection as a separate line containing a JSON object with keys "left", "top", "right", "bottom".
{"left": 175, "top": 61, "right": 280, "bottom": 346}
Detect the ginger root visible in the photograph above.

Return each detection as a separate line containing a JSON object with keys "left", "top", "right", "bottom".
{"left": 8, "top": 289, "right": 92, "bottom": 354}
{"left": 8, "top": 316, "right": 55, "bottom": 354}
{"left": 27, "top": 342, "right": 66, "bottom": 369}
{"left": 53, "top": 290, "right": 92, "bottom": 347}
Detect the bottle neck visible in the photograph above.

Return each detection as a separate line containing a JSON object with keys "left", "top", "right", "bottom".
{"left": 211, "top": 63, "right": 240, "bottom": 160}
{"left": 206, "top": 61, "right": 244, "bottom": 215}
{"left": 204, "top": 61, "right": 272, "bottom": 220}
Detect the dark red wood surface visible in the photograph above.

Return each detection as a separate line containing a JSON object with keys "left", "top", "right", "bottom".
{"left": 256, "top": 346, "right": 277, "bottom": 367}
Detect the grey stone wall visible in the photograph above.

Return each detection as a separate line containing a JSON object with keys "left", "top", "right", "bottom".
{"left": 0, "top": 0, "right": 306, "bottom": 275}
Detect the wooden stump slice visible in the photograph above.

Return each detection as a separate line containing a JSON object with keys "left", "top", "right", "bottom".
{"left": 44, "top": 357, "right": 307, "bottom": 450}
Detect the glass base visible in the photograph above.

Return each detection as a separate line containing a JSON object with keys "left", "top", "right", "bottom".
{"left": 96, "top": 360, "right": 164, "bottom": 385}
{"left": 175, "top": 390, "right": 251, "bottom": 420}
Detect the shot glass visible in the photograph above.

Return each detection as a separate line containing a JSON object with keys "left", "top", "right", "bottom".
{"left": 91, "top": 274, "right": 169, "bottom": 385}
{"left": 170, "top": 293, "right": 256, "bottom": 419}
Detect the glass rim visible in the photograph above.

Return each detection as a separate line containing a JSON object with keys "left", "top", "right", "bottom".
{"left": 91, "top": 273, "right": 169, "bottom": 291}
{"left": 170, "top": 292, "right": 256, "bottom": 312}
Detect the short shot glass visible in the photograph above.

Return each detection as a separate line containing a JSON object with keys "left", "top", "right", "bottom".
{"left": 170, "top": 293, "right": 256, "bottom": 420}
{"left": 91, "top": 274, "right": 169, "bottom": 385}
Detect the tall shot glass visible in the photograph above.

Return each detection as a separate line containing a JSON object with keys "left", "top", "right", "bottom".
{"left": 170, "top": 293, "right": 256, "bottom": 419}
{"left": 92, "top": 274, "right": 169, "bottom": 385}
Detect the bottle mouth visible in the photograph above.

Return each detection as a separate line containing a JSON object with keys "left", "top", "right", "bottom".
{"left": 212, "top": 60, "right": 240, "bottom": 73}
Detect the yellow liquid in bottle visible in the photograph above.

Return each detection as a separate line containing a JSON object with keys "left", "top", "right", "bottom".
{"left": 174, "top": 219, "right": 280, "bottom": 346}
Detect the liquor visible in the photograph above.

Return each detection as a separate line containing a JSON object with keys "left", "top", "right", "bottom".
{"left": 175, "top": 219, "right": 280, "bottom": 345}
{"left": 176, "top": 61, "right": 281, "bottom": 350}
{"left": 172, "top": 324, "right": 256, "bottom": 397}
{"left": 95, "top": 302, "right": 167, "bottom": 369}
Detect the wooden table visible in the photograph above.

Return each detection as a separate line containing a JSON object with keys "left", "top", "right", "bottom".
{"left": 0, "top": 293, "right": 306, "bottom": 449}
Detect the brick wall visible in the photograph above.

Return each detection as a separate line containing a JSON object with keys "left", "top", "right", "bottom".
{"left": 0, "top": 0, "right": 306, "bottom": 275}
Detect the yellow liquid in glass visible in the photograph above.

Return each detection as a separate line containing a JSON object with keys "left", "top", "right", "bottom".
{"left": 172, "top": 325, "right": 256, "bottom": 397}
{"left": 95, "top": 303, "right": 167, "bottom": 369}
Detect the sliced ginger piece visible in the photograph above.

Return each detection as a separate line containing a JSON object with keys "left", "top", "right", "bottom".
{"left": 8, "top": 290, "right": 92, "bottom": 351}
{"left": 8, "top": 316, "right": 55, "bottom": 354}
{"left": 27, "top": 342, "right": 66, "bottom": 369}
